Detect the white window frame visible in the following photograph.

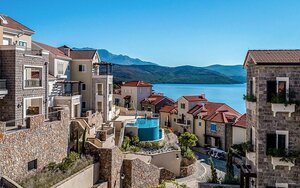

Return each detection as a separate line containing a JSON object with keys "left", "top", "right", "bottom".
{"left": 251, "top": 126, "right": 256, "bottom": 146}
{"left": 97, "top": 83, "right": 103, "bottom": 95}
{"left": 252, "top": 77, "right": 256, "bottom": 96}
{"left": 18, "top": 40, "right": 27, "bottom": 48}
{"left": 23, "top": 65, "right": 43, "bottom": 89}
{"left": 275, "top": 183, "right": 288, "bottom": 188}
{"left": 275, "top": 130, "right": 289, "bottom": 149}
{"left": 23, "top": 96, "right": 43, "bottom": 118}
{"left": 276, "top": 77, "right": 289, "bottom": 100}
{"left": 79, "top": 64, "right": 86, "bottom": 72}
{"left": 3, "top": 36, "right": 13, "bottom": 45}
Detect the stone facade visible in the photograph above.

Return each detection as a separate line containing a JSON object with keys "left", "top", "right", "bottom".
{"left": 0, "top": 109, "right": 70, "bottom": 181}
{"left": 205, "top": 121, "right": 232, "bottom": 151}
{"left": 180, "top": 163, "right": 197, "bottom": 177}
{"left": 245, "top": 61, "right": 300, "bottom": 187}
{"left": 123, "top": 158, "right": 160, "bottom": 188}
{"left": 0, "top": 47, "right": 49, "bottom": 122}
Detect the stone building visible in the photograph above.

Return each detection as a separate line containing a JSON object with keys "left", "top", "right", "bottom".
{"left": 0, "top": 14, "right": 49, "bottom": 124}
{"left": 242, "top": 50, "right": 300, "bottom": 187}
{"left": 141, "top": 93, "right": 174, "bottom": 113}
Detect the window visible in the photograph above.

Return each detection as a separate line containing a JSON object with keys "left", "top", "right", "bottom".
{"left": 97, "top": 102, "right": 102, "bottom": 112}
{"left": 147, "top": 107, "right": 151, "bottom": 111}
{"left": 250, "top": 77, "right": 256, "bottom": 96}
{"left": 28, "top": 159, "right": 37, "bottom": 171}
{"left": 57, "top": 63, "right": 64, "bottom": 75}
{"left": 266, "top": 131, "right": 288, "bottom": 154}
{"left": 97, "top": 84, "right": 103, "bottom": 95}
{"left": 82, "top": 102, "right": 86, "bottom": 109}
{"left": 210, "top": 124, "right": 217, "bottom": 132}
{"left": 79, "top": 65, "right": 86, "bottom": 72}
{"left": 19, "top": 41, "right": 27, "bottom": 47}
{"left": 24, "top": 66, "right": 43, "bottom": 88}
{"left": 198, "top": 121, "right": 202, "bottom": 127}
{"left": 81, "top": 83, "right": 86, "bottom": 91}
{"left": 109, "top": 84, "right": 112, "bottom": 94}
{"left": 267, "top": 78, "right": 289, "bottom": 102}
{"left": 109, "top": 101, "right": 112, "bottom": 111}
{"left": 3, "top": 37, "right": 12, "bottom": 45}
{"left": 180, "top": 103, "right": 185, "bottom": 109}
{"left": 267, "top": 81, "right": 277, "bottom": 102}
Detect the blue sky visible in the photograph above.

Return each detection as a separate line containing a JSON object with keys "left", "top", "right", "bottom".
{"left": 1, "top": 0, "right": 300, "bottom": 66}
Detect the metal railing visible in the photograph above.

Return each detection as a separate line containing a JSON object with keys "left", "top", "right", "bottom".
{"left": 0, "top": 79, "right": 6, "bottom": 90}
{"left": 24, "top": 79, "right": 42, "bottom": 87}
{"left": 24, "top": 49, "right": 43, "bottom": 56}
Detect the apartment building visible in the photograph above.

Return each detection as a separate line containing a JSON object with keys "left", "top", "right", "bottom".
{"left": 160, "top": 96, "right": 241, "bottom": 151}
{"left": 32, "top": 42, "right": 82, "bottom": 118}
{"left": 0, "top": 15, "right": 49, "bottom": 124}
{"left": 55, "top": 46, "right": 113, "bottom": 122}
{"left": 242, "top": 50, "right": 300, "bottom": 187}
{"left": 141, "top": 93, "right": 174, "bottom": 113}
{"left": 114, "top": 80, "right": 152, "bottom": 110}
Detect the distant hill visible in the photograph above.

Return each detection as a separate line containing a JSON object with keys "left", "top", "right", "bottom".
{"left": 113, "top": 64, "right": 244, "bottom": 84}
{"left": 98, "top": 49, "right": 157, "bottom": 66}
{"left": 204, "top": 64, "right": 246, "bottom": 83}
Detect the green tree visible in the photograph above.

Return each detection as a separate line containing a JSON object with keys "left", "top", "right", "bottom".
{"left": 209, "top": 157, "right": 218, "bottom": 183}
{"left": 224, "top": 148, "right": 234, "bottom": 182}
{"left": 178, "top": 132, "right": 198, "bottom": 151}
{"left": 131, "top": 135, "right": 140, "bottom": 146}
{"left": 81, "top": 127, "right": 87, "bottom": 155}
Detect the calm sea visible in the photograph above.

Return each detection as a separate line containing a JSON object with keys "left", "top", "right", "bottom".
{"left": 153, "top": 84, "right": 246, "bottom": 114}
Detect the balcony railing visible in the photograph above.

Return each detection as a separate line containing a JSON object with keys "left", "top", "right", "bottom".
{"left": 25, "top": 79, "right": 42, "bottom": 87}
{"left": 176, "top": 119, "right": 191, "bottom": 126}
{"left": 24, "top": 49, "right": 43, "bottom": 56}
{"left": 0, "top": 79, "right": 6, "bottom": 90}
{"left": 58, "top": 91, "right": 80, "bottom": 96}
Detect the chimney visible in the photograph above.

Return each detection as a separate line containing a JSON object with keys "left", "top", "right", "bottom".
{"left": 200, "top": 94, "right": 205, "bottom": 98}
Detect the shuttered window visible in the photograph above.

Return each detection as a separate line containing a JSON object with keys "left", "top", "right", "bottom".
{"left": 267, "top": 81, "right": 277, "bottom": 102}
{"left": 266, "top": 133, "right": 276, "bottom": 153}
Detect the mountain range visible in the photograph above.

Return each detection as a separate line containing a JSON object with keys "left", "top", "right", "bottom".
{"left": 74, "top": 48, "right": 246, "bottom": 84}
{"left": 98, "top": 49, "right": 246, "bottom": 84}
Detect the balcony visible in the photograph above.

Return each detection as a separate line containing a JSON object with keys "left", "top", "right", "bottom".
{"left": 271, "top": 103, "right": 295, "bottom": 117}
{"left": 176, "top": 119, "right": 191, "bottom": 126}
{"left": 24, "top": 79, "right": 42, "bottom": 88}
{"left": 24, "top": 49, "right": 43, "bottom": 57}
{"left": 0, "top": 79, "right": 8, "bottom": 99}
{"left": 271, "top": 156, "right": 295, "bottom": 170}
{"left": 268, "top": 148, "right": 297, "bottom": 170}
{"left": 246, "top": 101, "right": 256, "bottom": 111}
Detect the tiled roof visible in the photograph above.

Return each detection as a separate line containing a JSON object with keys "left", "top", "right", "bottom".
{"left": 70, "top": 50, "right": 97, "bottom": 60}
{"left": 187, "top": 104, "right": 203, "bottom": 114}
{"left": 201, "top": 102, "right": 240, "bottom": 123}
{"left": 183, "top": 95, "right": 207, "bottom": 102}
{"left": 141, "top": 94, "right": 173, "bottom": 105}
{"left": 244, "top": 50, "right": 300, "bottom": 66}
{"left": 123, "top": 81, "right": 152, "bottom": 87}
{"left": 233, "top": 114, "right": 246, "bottom": 128}
{"left": 160, "top": 103, "right": 177, "bottom": 113}
{"left": 0, "top": 15, "right": 34, "bottom": 33}
{"left": 33, "top": 41, "right": 71, "bottom": 59}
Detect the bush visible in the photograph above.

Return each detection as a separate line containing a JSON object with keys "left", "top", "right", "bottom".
{"left": 152, "top": 141, "right": 161, "bottom": 149}
{"left": 131, "top": 135, "right": 140, "bottom": 146}
{"left": 122, "top": 136, "right": 131, "bottom": 151}
{"left": 144, "top": 142, "right": 153, "bottom": 148}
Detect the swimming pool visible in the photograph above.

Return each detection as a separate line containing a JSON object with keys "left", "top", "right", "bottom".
{"left": 126, "top": 118, "right": 163, "bottom": 141}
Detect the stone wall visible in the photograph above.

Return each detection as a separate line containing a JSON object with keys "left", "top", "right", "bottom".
{"left": 98, "top": 147, "right": 124, "bottom": 188}
{"left": 246, "top": 62, "right": 300, "bottom": 187}
{"left": 0, "top": 109, "right": 70, "bottom": 181}
{"left": 199, "top": 183, "right": 240, "bottom": 188}
{"left": 123, "top": 158, "right": 160, "bottom": 188}
{"left": 159, "top": 168, "right": 176, "bottom": 182}
{"left": 180, "top": 162, "right": 196, "bottom": 177}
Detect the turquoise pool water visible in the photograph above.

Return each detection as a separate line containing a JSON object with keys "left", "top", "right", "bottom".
{"left": 127, "top": 118, "right": 162, "bottom": 141}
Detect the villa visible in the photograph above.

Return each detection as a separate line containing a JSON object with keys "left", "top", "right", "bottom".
{"left": 242, "top": 50, "right": 300, "bottom": 187}
{"left": 113, "top": 80, "right": 152, "bottom": 110}
{"left": 141, "top": 93, "right": 174, "bottom": 113}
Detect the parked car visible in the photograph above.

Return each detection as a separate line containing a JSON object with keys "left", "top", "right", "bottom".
{"left": 208, "top": 147, "right": 226, "bottom": 160}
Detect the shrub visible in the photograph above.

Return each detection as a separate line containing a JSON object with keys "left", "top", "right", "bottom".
{"left": 152, "top": 141, "right": 161, "bottom": 149}
{"left": 122, "top": 136, "right": 131, "bottom": 151}
{"left": 144, "top": 142, "right": 152, "bottom": 148}
{"left": 208, "top": 157, "right": 218, "bottom": 183}
{"left": 243, "top": 94, "right": 257, "bottom": 102}
{"left": 179, "top": 132, "right": 198, "bottom": 152}
{"left": 131, "top": 135, "right": 140, "bottom": 146}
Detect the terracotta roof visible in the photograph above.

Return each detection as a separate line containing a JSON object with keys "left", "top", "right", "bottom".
{"left": 141, "top": 94, "right": 174, "bottom": 106}
{"left": 244, "top": 50, "right": 300, "bottom": 66}
{"left": 122, "top": 81, "right": 152, "bottom": 87}
{"left": 33, "top": 41, "right": 71, "bottom": 59}
{"left": 70, "top": 50, "right": 97, "bottom": 60}
{"left": 183, "top": 95, "right": 207, "bottom": 102}
{"left": 201, "top": 102, "right": 241, "bottom": 123}
{"left": 160, "top": 104, "right": 177, "bottom": 113}
{"left": 0, "top": 15, "right": 34, "bottom": 33}
{"left": 187, "top": 104, "right": 204, "bottom": 114}
{"left": 233, "top": 114, "right": 246, "bottom": 128}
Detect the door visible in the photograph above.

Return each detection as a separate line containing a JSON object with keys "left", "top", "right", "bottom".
{"left": 211, "top": 137, "right": 216, "bottom": 147}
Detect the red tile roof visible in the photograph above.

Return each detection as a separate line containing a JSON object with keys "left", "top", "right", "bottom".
{"left": 201, "top": 102, "right": 241, "bottom": 123}
{"left": 141, "top": 94, "right": 173, "bottom": 105}
{"left": 187, "top": 104, "right": 204, "bottom": 114}
{"left": 70, "top": 50, "right": 97, "bottom": 60}
{"left": 160, "top": 103, "right": 177, "bottom": 113}
{"left": 1, "top": 15, "right": 34, "bottom": 33}
{"left": 33, "top": 41, "right": 71, "bottom": 59}
{"left": 183, "top": 95, "right": 207, "bottom": 102}
{"left": 122, "top": 81, "right": 152, "bottom": 87}
{"left": 233, "top": 114, "right": 246, "bottom": 128}
{"left": 244, "top": 50, "right": 300, "bottom": 66}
